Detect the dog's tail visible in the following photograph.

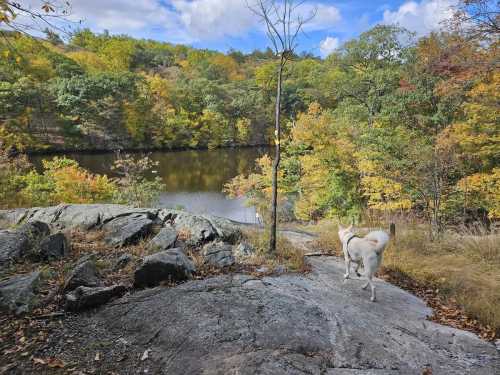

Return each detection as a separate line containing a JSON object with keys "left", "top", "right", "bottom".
{"left": 365, "top": 230, "right": 390, "bottom": 254}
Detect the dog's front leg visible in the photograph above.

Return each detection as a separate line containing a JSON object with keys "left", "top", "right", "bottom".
{"left": 343, "top": 256, "right": 351, "bottom": 281}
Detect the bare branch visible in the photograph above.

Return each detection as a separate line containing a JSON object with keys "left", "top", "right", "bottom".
{"left": 1, "top": 1, "right": 75, "bottom": 38}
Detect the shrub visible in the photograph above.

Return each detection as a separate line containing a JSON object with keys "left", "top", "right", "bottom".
{"left": 0, "top": 144, "right": 32, "bottom": 208}
{"left": 111, "top": 152, "right": 165, "bottom": 207}
{"left": 20, "top": 156, "right": 118, "bottom": 206}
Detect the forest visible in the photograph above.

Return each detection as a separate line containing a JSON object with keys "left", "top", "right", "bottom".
{"left": 225, "top": 25, "right": 499, "bottom": 231}
{"left": 1, "top": 28, "right": 282, "bottom": 151}
{"left": 1, "top": 24, "right": 498, "bottom": 230}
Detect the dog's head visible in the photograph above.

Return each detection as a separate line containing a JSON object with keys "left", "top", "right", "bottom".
{"left": 338, "top": 224, "right": 353, "bottom": 241}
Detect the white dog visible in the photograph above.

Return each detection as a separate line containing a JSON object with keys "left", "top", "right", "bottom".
{"left": 338, "top": 225, "right": 390, "bottom": 302}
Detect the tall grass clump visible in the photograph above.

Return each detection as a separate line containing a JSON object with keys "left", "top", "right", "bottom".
{"left": 383, "top": 223, "right": 500, "bottom": 335}
{"left": 242, "top": 228, "right": 309, "bottom": 273}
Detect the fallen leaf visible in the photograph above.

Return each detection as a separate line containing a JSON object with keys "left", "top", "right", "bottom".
{"left": 47, "top": 357, "right": 65, "bottom": 368}
{"left": 33, "top": 357, "right": 46, "bottom": 365}
{"left": 94, "top": 352, "right": 101, "bottom": 361}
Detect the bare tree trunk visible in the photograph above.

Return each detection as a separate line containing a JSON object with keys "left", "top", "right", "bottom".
{"left": 269, "top": 56, "right": 285, "bottom": 253}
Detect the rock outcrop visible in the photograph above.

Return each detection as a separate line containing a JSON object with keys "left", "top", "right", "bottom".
{"left": 0, "top": 205, "right": 242, "bottom": 247}
{"left": 134, "top": 248, "right": 196, "bottom": 288}
{"left": 43, "top": 256, "right": 499, "bottom": 374}
{"left": 0, "top": 205, "right": 498, "bottom": 374}
{"left": 0, "top": 271, "right": 41, "bottom": 314}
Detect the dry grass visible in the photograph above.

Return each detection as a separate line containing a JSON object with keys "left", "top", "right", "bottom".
{"left": 382, "top": 224, "right": 500, "bottom": 339}
{"left": 241, "top": 228, "right": 310, "bottom": 273}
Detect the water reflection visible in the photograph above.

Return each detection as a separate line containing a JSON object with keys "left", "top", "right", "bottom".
{"left": 31, "top": 147, "right": 269, "bottom": 223}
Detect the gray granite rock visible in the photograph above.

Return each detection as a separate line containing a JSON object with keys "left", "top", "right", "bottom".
{"left": 0, "top": 221, "right": 50, "bottom": 271}
{"left": 147, "top": 226, "right": 177, "bottom": 252}
{"left": 0, "top": 230, "right": 31, "bottom": 271}
{"left": 103, "top": 215, "right": 153, "bottom": 247}
{"left": 65, "top": 285, "right": 127, "bottom": 312}
{"left": 171, "top": 212, "right": 217, "bottom": 246}
{"left": 0, "top": 271, "right": 41, "bottom": 314}
{"left": 38, "top": 232, "right": 70, "bottom": 261}
{"left": 159, "top": 209, "right": 242, "bottom": 246}
{"left": 45, "top": 258, "right": 499, "bottom": 374}
{"left": 64, "top": 260, "right": 100, "bottom": 292}
{"left": 0, "top": 205, "right": 242, "bottom": 250}
{"left": 202, "top": 241, "right": 235, "bottom": 267}
{"left": 134, "top": 248, "right": 195, "bottom": 288}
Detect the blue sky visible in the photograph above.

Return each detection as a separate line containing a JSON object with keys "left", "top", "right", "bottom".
{"left": 60, "top": 0, "right": 456, "bottom": 57}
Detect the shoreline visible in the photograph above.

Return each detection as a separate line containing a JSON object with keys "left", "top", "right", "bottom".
{"left": 24, "top": 143, "right": 272, "bottom": 156}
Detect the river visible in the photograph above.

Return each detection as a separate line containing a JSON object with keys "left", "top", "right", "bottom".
{"left": 30, "top": 147, "right": 270, "bottom": 223}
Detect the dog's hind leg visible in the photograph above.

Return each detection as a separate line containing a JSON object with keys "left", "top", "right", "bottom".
{"left": 353, "top": 262, "right": 361, "bottom": 277}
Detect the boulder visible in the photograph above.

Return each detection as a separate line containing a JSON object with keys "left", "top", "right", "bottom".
{"left": 64, "top": 260, "right": 100, "bottom": 292}
{"left": 0, "top": 271, "right": 41, "bottom": 314}
{"left": 0, "top": 230, "right": 31, "bottom": 271}
{"left": 65, "top": 285, "right": 127, "bottom": 312}
{"left": 113, "top": 253, "right": 133, "bottom": 271}
{"left": 103, "top": 215, "right": 153, "bottom": 247}
{"left": 147, "top": 226, "right": 177, "bottom": 252}
{"left": 201, "top": 214, "right": 242, "bottom": 243}
{"left": 38, "top": 232, "right": 69, "bottom": 261}
{"left": 171, "top": 213, "right": 217, "bottom": 246}
{"left": 159, "top": 210, "right": 242, "bottom": 246}
{"left": 134, "top": 248, "right": 195, "bottom": 288}
{"left": 17, "top": 221, "right": 50, "bottom": 241}
{"left": 0, "top": 221, "right": 50, "bottom": 271}
{"left": 202, "top": 242, "right": 235, "bottom": 268}
{"left": 233, "top": 242, "right": 255, "bottom": 258}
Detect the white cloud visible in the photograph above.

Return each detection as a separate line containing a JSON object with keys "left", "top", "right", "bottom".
{"left": 303, "top": 3, "right": 342, "bottom": 31}
{"left": 171, "top": 0, "right": 256, "bottom": 40}
{"left": 69, "top": 0, "right": 193, "bottom": 42}
{"left": 319, "top": 36, "right": 339, "bottom": 57}
{"left": 12, "top": 0, "right": 342, "bottom": 46}
{"left": 382, "top": 0, "right": 457, "bottom": 36}
{"left": 171, "top": 1, "right": 341, "bottom": 41}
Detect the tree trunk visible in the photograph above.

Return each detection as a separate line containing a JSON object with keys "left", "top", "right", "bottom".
{"left": 269, "top": 56, "right": 285, "bottom": 253}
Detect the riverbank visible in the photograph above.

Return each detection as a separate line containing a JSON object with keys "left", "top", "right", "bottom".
{"left": 24, "top": 143, "right": 272, "bottom": 156}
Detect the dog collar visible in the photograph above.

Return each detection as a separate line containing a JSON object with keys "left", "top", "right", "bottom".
{"left": 345, "top": 234, "right": 358, "bottom": 249}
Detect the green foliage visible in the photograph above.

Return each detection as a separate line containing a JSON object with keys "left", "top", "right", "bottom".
{"left": 111, "top": 152, "right": 165, "bottom": 207}
{"left": 18, "top": 157, "right": 118, "bottom": 207}
{"left": 0, "top": 145, "right": 32, "bottom": 208}
{"left": 0, "top": 25, "right": 496, "bottom": 227}
{"left": 228, "top": 26, "right": 498, "bottom": 227}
